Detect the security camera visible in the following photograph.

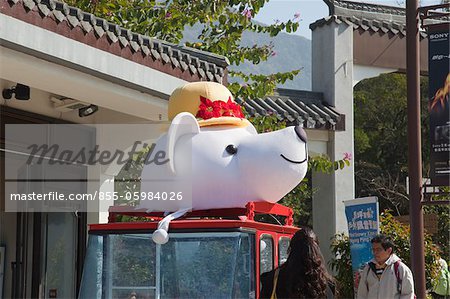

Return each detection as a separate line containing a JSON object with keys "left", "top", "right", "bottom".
{"left": 2, "top": 83, "right": 30, "bottom": 100}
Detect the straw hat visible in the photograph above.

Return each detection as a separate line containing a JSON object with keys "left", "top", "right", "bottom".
{"left": 168, "top": 82, "right": 250, "bottom": 127}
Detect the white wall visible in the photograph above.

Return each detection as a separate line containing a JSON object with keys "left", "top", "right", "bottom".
{"left": 353, "top": 65, "right": 398, "bottom": 87}
{"left": 311, "top": 22, "right": 355, "bottom": 265}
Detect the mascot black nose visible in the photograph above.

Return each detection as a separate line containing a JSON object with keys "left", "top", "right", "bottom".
{"left": 294, "top": 125, "right": 307, "bottom": 143}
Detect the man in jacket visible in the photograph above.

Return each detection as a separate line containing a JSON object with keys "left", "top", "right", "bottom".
{"left": 357, "top": 234, "right": 415, "bottom": 299}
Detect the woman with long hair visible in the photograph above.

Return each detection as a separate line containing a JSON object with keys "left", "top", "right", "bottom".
{"left": 260, "top": 227, "right": 336, "bottom": 299}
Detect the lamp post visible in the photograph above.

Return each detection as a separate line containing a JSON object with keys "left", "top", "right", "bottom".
{"left": 406, "top": 0, "right": 426, "bottom": 297}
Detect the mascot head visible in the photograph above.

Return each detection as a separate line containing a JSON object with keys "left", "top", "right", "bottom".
{"left": 140, "top": 82, "right": 309, "bottom": 244}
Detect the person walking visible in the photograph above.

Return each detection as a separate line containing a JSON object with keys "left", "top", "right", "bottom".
{"left": 431, "top": 246, "right": 450, "bottom": 299}
{"left": 260, "top": 227, "right": 336, "bottom": 299}
{"left": 356, "top": 234, "right": 415, "bottom": 299}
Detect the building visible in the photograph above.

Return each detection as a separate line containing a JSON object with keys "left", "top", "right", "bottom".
{"left": 0, "top": 0, "right": 228, "bottom": 297}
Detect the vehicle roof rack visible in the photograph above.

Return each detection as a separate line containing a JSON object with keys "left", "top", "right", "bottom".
{"left": 108, "top": 201, "right": 294, "bottom": 226}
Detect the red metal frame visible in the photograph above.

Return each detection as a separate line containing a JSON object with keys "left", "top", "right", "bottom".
{"left": 90, "top": 218, "right": 298, "bottom": 233}
{"left": 93, "top": 202, "right": 297, "bottom": 234}
{"left": 254, "top": 230, "right": 297, "bottom": 298}
{"left": 89, "top": 202, "right": 299, "bottom": 299}
{"left": 107, "top": 201, "right": 294, "bottom": 225}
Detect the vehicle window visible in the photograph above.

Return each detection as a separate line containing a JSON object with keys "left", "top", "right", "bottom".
{"left": 279, "top": 237, "right": 291, "bottom": 265}
{"left": 160, "top": 232, "right": 254, "bottom": 298}
{"left": 78, "top": 233, "right": 157, "bottom": 299}
{"left": 79, "top": 232, "right": 255, "bottom": 299}
{"left": 109, "top": 234, "right": 156, "bottom": 299}
{"left": 260, "top": 234, "right": 274, "bottom": 275}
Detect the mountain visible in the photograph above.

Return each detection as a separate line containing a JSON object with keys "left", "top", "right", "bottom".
{"left": 182, "top": 24, "right": 312, "bottom": 90}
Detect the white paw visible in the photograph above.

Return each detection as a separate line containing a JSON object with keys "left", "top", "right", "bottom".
{"left": 152, "top": 229, "right": 169, "bottom": 244}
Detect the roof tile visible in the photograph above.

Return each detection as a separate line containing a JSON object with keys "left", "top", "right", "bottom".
{"left": 310, "top": 0, "right": 429, "bottom": 38}
{"left": 37, "top": 2, "right": 51, "bottom": 16}
{"left": 106, "top": 30, "right": 118, "bottom": 44}
{"left": 129, "top": 33, "right": 140, "bottom": 52}
{"left": 23, "top": 0, "right": 35, "bottom": 11}
{"left": 239, "top": 89, "right": 344, "bottom": 131}
{"left": 80, "top": 20, "right": 92, "bottom": 33}
{"left": 169, "top": 50, "right": 180, "bottom": 68}
{"left": 150, "top": 47, "right": 160, "bottom": 60}
{"left": 79, "top": 13, "right": 94, "bottom": 33}
{"left": 3, "top": 0, "right": 228, "bottom": 83}
{"left": 161, "top": 46, "right": 170, "bottom": 64}
{"left": 180, "top": 60, "right": 189, "bottom": 71}
{"left": 285, "top": 99, "right": 308, "bottom": 118}
{"left": 197, "top": 65, "right": 206, "bottom": 79}
{"left": 93, "top": 22, "right": 106, "bottom": 38}
{"left": 118, "top": 29, "right": 130, "bottom": 48}
{"left": 275, "top": 98, "right": 299, "bottom": 118}
{"left": 188, "top": 64, "right": 197, "bottom": 75}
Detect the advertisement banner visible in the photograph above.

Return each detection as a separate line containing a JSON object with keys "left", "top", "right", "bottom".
{"left": 344, "top": 197, "right": 379, "bottom": 295}
{"left": 428, "top": 28, "right": 450, "bottom": 185}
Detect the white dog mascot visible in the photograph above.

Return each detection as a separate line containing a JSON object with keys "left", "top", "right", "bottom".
{"left": 140, "top": 82, "right": 308, "bottom": 244}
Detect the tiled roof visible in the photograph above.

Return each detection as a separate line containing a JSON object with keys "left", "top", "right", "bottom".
{"left": 237, "top": 89, "right": 345, "bottom": 131}
{"left": 2, "top": 0, "right": 229, "bottom": 83}
{"left": 310, "top": 0, "right": 427, "bottom": 38}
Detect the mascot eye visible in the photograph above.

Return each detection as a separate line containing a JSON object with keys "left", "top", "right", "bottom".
{"left": 225, "top": 144, "right": 238, "bottom": 155}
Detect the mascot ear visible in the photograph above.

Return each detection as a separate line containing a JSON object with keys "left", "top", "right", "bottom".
{"left": 243, "top": 123, "right": 257, "bottom": 135}
{"left": 167, "top": 112, "right": 200, "bottom": 173}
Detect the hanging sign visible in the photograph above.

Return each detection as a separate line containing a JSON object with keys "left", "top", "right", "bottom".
{"left": 428, "top": 28, "right": 450, "bottom": 185}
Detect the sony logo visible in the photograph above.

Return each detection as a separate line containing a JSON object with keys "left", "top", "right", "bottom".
{"left": 430, "top": 33, "right": 449, "bottom": 39}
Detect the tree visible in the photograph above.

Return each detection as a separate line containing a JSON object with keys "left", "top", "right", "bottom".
{"left": 354, "top": 73, "right": 449, "bottom": 258}
{"left": 354, "top": 73, "right": 430, "bottom": 215}
{"left": 424, "top": 198, "right": 450, "bottom": 260}
{"left": 64, "top": 0, "right": 301, "bottom": 99}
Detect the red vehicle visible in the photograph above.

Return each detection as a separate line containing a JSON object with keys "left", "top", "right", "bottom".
{"left": 78, "top": 202, "right": 299, "bottom": 299}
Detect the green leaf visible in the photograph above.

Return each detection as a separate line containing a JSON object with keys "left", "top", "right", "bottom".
{"left": 218, "top": 14, "right": 227, "bottom": 25}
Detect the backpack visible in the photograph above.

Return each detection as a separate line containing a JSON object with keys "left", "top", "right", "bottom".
{"left": 366, "top": 260, "right": 416, "bottom": 298}
{"left": 434, "top": 267, "right": 450, "bottom": 296}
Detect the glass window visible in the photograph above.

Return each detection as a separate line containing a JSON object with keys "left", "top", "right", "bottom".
{"left": 78, "top": 234, "right": 103, "bottom": 299}
{"left": 79, "top": 233, "right": 156, "bottom": 299}
{"left": 79, "top": 231, "right": 254, "bottom": 299}
{"left": 260, "top": 234, "right": 273, "bottom": 275}
{"left": 160, "top": 232, "right": 254, "bottom": 298}
{"left": 44, "top": 213, "right": 77, "bottom": 299}
{"left": 278, "top": 237, "right": 291, "bottom": 266}
{"left": 109, "top": 234, "right": 156, "bottom": 298}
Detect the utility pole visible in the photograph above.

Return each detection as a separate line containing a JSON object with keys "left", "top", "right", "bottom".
{"left": 406, "top": 0, "right": 426, "bottom": 297}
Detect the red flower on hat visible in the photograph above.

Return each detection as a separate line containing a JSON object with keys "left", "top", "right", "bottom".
{"left": 222, "top": 97, "right": 244, "bottom": 118}
{"left": 196, "top": 96, "right": 222, "bottom": 120}
{"left": 196, "top": 96, "right": 244, "bottom": 120}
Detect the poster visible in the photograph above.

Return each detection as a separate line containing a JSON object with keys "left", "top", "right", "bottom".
{"left": 428, "top": 28, "right": 450, "bottom": 185}
{"left": 344, "top": 197, "right": 379, "bottom": 295}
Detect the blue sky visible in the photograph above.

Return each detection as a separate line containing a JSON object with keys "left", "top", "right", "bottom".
{"left": 254, "top": 0, "right": 443, "bottom": 39}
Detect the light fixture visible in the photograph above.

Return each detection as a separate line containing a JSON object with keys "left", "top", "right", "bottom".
{"left": 51, "top": 97, "right": 88, "bottom": 112}
{"left": 2, "top": 83, "right": 30, "bottom": 100}
{"left": 78, "top": 104, "right": 98, "bottom": 117}
{"left": 50, "top": 96, "right": 99, "bottom": 117}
